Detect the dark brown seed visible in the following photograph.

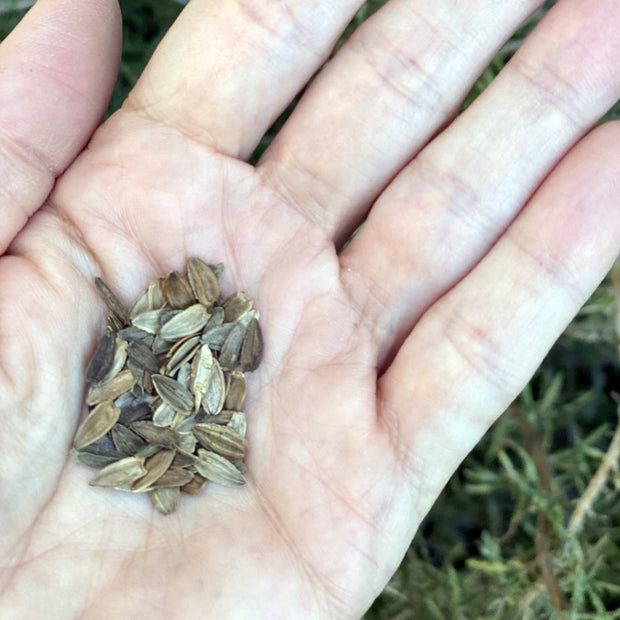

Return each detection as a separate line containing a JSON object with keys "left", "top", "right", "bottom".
{"left": 219, "top": 321, "right": 245, "bottom": 371}
{"left": 201, "top": 323, "right": 235, "bottom": 351}
{"left": 111, "top": 424, "right": 147, "bottom": 457}
{"left": 204, "top": 306, "right": 224, "bottom": 330}
{"left": 127, "top": 340, "right": 161, "bottom": 374}
{"left": 85, "top": 332, "right": 117, "bottom": 383}
{"left": 163, "top": 271, "right": 195, "bottom": 309}
{"left": 149, "top": 487, "right": 180, "bottom": 515}
{"left": 187, "top": 257, "right": 220, "bottom": 307}
{"left": 180, "top": 473, "right": 207, "bottom": 495}
{"left": 152, "top": 374, "right": 194, "bottom": 413}
{"left": 118, "top": 401, "right": 152, "bottom": 425}
{"left": 73, "top": 400, "right": 121, "bottom": 450}
{"left": 240, "top": 317, "right": 263, "bottom": 372}
{"left": 130, "top": 421, "right": 179, "bottom": 448}
{"left": 95, "top": 277, "right": 130, "bottom": 326}
{"left": 71, "top": 447, "right": 120, "bottom": 469}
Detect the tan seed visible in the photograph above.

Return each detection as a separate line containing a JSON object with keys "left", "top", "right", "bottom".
{"left": 225, "top": 370, "right": 246, "bottom": 411}
{"left": 86, "top": 369, "right": 136, "bottom": 406}
{"left": 132, "top": 448, "right": 176, "bottom": 492}
{"left": 187, "top": 257, "right": 220, "bottom": 307}
{"left": 194, "top": 450, "right": 245, "bottom": 486}
{"left": 192, "top": 423, "right": 248, "bottom": 461}
{"left": 73, "top": 400, "right": 120, "bottom": 450}
{"left": 149, "top": 486, "right": 181, "bottom": 515}
{"left": 202, "top": 358, "right": 225, "bottom": 415}
{"left": 89, "top": 456, "right": 147, "bottom": 489}
{"left": 180, "top": 473, "right": 207, "bottom": 495}
{"left": 152, "top": 374, "right": 194, "bottom": 413}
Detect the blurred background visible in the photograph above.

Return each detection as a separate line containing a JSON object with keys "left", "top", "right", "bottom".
{"left": 1, "top": 1, "right": 619, "bottom": 617}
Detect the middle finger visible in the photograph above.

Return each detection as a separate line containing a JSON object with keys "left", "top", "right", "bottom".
{"left": 258, "top": 0, "right": 543, "bottom": 243}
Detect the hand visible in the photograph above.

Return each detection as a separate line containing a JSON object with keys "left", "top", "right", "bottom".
{"left": 1, "top": 0, "right": 618, "bottom": 616}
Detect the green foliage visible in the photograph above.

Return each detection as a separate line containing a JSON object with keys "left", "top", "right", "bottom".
{"left": 2, "top": 1, "right": 619, "bottom": 616}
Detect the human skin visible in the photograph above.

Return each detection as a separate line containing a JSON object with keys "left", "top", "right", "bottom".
{"left": 0, "top": 0, "right": 618, "bottom": 617}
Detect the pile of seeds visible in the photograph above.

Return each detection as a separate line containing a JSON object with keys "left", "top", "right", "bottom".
{"left": 71, "top": 257, "right": 262, "bottom": 515}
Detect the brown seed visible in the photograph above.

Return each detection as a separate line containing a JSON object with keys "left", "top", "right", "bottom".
{"left": 73, "top": 400, "right": 121, "bottom": 450}
{"left": 127, "top": 340, "right": 160, "bottom": 374}
{"left": 152, "top": 466, "right": 194, "bottom": 488}
{"left": 132, "top": 448, "right": 176, "bottom": 492}
{"left": 225, "top": 370, "right": 246, "bottom": 411}
{"left": 163, "top": 271, "right": 195, "bottom": 309}
{"left": 240, "top": 317, "right": 263, "bottom": 372}
{"left": 130, "top": 421, "right": 179, "bottom": 448}
{"left": 206, "top": 410, "right": 234, "bottom": 425}
{"left": 111, "top": 424, "right": 147, "bottom": 457}
{"left": 160, "top": 304, "right": 209, "bottom": 341}
{"left": 152, "top": 374, "right": 194, "bottom": 413}
{"left": 149, "top": 486, "right": 181, "bottom": 514}
{"left": 194, "top": 450, "right": 245, "bottom": 486}
{"left": 202, "top": 358, "right": 225, "bottom": 415}
{"left": 95, "top": 277, "right": 130, "bottom": 327}
{"left": 187, "top": 257, "right": 220, "bottom": 307}
{"left": 89, "top": 456, "right": 147, "bottom": 489}
{"left": 86, "top": 369, "right": 137, "bottom": 406}
{"left": 164, "top": 335, "right": 200, "bottom": 375}
{"left": 117, "top": 326, "right": 153, "bottom": 345}
{"left": 101, "top": 338, "right": 129, "bottom": 384}
{"left": 192, "top": 423, "right": 248, "bottom": 461}
{"left": 222, "top": 292, "right": 252, "bottom": 322}
{"left": 85, "top": 332, "right": 116, "bottom": 383}
{"left": 180, "top": 473, "right": 207, "bottom": 495}
{"left": 171, "top": 450, "right": 197, "bottom": 468}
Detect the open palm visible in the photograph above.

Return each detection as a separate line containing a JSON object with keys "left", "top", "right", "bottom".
{"left": 1, "top": 1, "right": 619, "bottom": 617}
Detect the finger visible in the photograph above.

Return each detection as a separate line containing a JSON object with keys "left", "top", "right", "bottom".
{"left": 0, "top": 0, "right": 121, "bottom": 256}
{"left": 258, "top": 0, "right": 543, "bottom": 243}
{"left": 340, "top": 0, "right": 620, "bottom": 358}
{"left": 378, "top": 122, "right": 620, "bottom": 520}
{"left": 125, "top": 0, "right": 362, "bottom": 159}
